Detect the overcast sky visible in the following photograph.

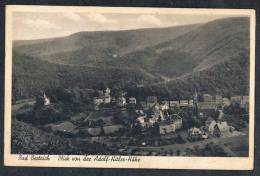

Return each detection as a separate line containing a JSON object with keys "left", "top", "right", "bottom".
{"left": 13, "top": 12, "right": 238, "bottom": 40}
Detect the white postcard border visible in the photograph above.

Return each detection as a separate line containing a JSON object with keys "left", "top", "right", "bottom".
{"left": 4, "top": 5, "right": 256, "bottom": 170}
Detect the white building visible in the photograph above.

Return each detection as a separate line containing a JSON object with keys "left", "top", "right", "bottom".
{"left": 160, "top": 101, "right": 169, "bottom": 110}
{"left": 129, "top": 97, "right": 137, "bottom": 104}
{"left": 43, "top": 92, "right": 50, "bottom": 106}
{"left": 180, "top": 100, "right": 189, "bottom": 107}
{"left": 223, "top": 97, "right": 231, "bottom": 106}
{"left": 203, "top": 94, "right": 214, "bottom": 102}
{"left": 215, "top": 95, "right": 223, "bottom": 105}
{"left": 103, "top": 95, "right": 111, "bottom": 104}
{"left": 93, "top": 97, "right": 103, "bottom": 105}
{"left": 169, "top": 100, "right": 179, "bottom": 108}
{"left": 104, "top": 88, "right": 111, "bottom": 95}
{"left": 117, "top": 96, "right": 126, "bottom": 107}
{"left": 189, "top": 99, "right": 194, "bottom": 106}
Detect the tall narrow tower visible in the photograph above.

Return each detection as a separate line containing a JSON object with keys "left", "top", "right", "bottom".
{"left": 192, "top": 73, "right": 199, "bottom": 118}
{"left": 193, "top": 88, "right": 199, "bottom": 118}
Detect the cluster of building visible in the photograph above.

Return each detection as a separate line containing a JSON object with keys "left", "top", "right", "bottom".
{"left": 134, "top": 97, "right": 183, "bottom": 135}
{"left": 32, "top": 87, "right": 249, "bottom": 143}
{"left": 93, "top": 88, "right": 112, "bottom": 109}
{"left": 137, "top": 94, "right": 248, "bottom": 114}
{"left": 197, "top": 94, "right": 249, "bottom": 111}
{"left": 93, "top": 88, "right": 132, "bottom": 109}
{"left": 134, "top": 103, "right": 183, "bottom": 135}
{"left": 93, "top": 88, "right": 249, "bottom": 135}
{"left": 188, "top": 114, "right": 235, "bottom": 141}
{"left": 139, "top": 96, "right": 193, "bottom": 110}
{"left": 186, "top": 93, "right": 248, "bottom": 141}
{"left": 92, "top": 87, "right": 249, "bottom": 137}
{"left": 93, "top": 90, "right": 183, "bottom": 135}
{"left": 35, "top": 87, "right": 249, "bottom": 138}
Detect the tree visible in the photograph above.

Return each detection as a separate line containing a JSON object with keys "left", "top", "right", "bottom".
{"left": 97, "top": 119, "right": 104, "bottom": 127}
{"left": 176, "top": 150, "right": 180, "bottom": 156}
{"left": 100, "top": 126, "right": 105, "bottom": 136}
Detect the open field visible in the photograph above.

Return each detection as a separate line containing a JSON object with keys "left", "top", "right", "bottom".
{"left": 12, "top": 98, "right": 35, "bottom": 114}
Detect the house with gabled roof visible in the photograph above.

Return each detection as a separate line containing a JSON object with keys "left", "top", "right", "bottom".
{"left": 207, "top": 120, "right": 231, "bottom": 137}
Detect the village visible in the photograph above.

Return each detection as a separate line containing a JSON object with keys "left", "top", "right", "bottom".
{"left": 28, "top": 85, "right": 250, "bottom": 156}
{"left": 92, "top": 87, "right": 248, "bottom": 138}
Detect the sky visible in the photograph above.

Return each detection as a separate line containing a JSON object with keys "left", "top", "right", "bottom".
{"left": 13, "top": 12, "right": 238, "bottom": 40}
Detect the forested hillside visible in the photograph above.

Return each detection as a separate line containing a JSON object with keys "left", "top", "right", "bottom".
{"left": 12, "top": 52, "right": 154, "bottom": 101}
{"left": 11, "top": 119, "right": 108, "bottom": 154}
{"left": 12, "top": 17, "right": 250, "bottom": 101}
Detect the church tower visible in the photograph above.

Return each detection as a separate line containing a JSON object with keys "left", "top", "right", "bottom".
{"left": 193, "top": 88, "right": 199, "bottom": 118}
{"left": 192, "top": 72, "right": 199, "bottom": 118}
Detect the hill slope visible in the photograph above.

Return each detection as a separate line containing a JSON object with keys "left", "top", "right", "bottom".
{"left": 11, "top": 119, "right": 110, "bottom": 154}
{"left": 117, "top": 17, "right": 249, "bottom": 78}
{"left": 12, "top": 52, "right": 156, "bottom": 100}
{"left": 12, "top": 17, "right": 250, "bottom": 100}
{"left": 13, "top": 24, "right": 200, "bottom": 65}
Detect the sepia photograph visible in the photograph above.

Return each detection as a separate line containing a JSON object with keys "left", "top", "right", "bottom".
{"left": 4, "top": 6, "right": 255, "bottom": 169}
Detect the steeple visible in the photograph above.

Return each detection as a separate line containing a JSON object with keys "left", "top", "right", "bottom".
{"left": 194, "top": 88, "right": 198, "bottom": 104}
{"left": 192, "top": 73, "right": 198, "bottom": 118}
{"left": 43, "top": 92, "right": 50, "bottom": 106}
{"left": 193, "top": 88, "right": 199, "bottom": 118}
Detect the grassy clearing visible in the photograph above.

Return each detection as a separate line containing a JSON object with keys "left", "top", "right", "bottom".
{"left": 12, "top": 98, "right": 36, "bottom": 115}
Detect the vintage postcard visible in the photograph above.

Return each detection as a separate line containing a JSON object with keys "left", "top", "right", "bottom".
{"left": 4, "top": 5, "right": 255, "bottom": 170}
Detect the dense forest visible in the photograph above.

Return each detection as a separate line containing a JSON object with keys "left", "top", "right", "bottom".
{"left": 11, "top": 119, "right": 110, "bottom": 154}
